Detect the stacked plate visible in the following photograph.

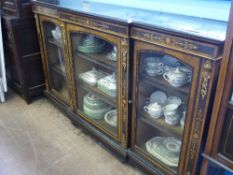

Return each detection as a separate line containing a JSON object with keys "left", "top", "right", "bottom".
{"left": 78, "top": 34, "right": 106, "bottom": 54}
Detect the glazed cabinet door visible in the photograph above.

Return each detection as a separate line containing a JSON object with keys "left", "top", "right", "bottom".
{"left": 131, "top": 41, "right": 200, "bottom": 175}
{"left": 38, "top": 16, "right": 72, "bottom": 106}
{"left": 66, "top": 24, "right": 128, "bottom": 146}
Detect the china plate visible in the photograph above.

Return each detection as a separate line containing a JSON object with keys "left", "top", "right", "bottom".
{"left": 104, "top": 109, "right": 117, "bottom": 127}
{"left": 150, "top": 91, "right": 167, "bottom": 106}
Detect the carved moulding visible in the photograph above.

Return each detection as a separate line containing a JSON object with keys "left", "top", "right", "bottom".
{"left": 121, "top": 38, "right": 128, "bottom": 147}
{"left": 186, "top": 60, "right": 212, "bottom": 174}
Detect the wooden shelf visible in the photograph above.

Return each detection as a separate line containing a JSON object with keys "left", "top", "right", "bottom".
{"left": 139, "top": 111, "right": 183, "bottom": 138}
{"left": 77, "top": 109, "right": 118, "bottom": 137}
{"left": 78, "top": 80, "right": 117, "bottom": 108}
{"left": 76, "top": 45, "right": 117, "bottom": 71}
{"left": 141, "top": 73, "right": 190, "bottom": 97}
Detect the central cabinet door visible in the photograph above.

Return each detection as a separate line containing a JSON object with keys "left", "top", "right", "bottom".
{"left": 131, "top": 41, "right": 199, "bottom": 175}
{"left": 67, "top": 24, "right": 124, "bottom": 142}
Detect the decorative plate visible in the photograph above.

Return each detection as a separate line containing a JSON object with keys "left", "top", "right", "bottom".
{"left": 104, "top": 109, "right": 117, "bottom": 127}
{"left": 145, "top": 137, "right": 181, "bottom": 167}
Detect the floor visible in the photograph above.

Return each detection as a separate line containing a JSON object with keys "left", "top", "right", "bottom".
{"left": 0, "top": 90, "right": 143, "bottom": 175}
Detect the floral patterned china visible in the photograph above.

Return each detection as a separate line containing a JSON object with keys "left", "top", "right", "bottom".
{"left": 98, "top": 72, "right": 117, "bottom": 97}
{"left": 145, "top": 137, "right": 181, "bottom": 167}
{"left": 78, "top": 34, "right": 106, "bottom": 54}
{"left": 165, "top": 96, "right": 182, "bottom": 106}
{"left": 144, "top": 102, "right": 163, "bottom": 119}
{"left": 104, "top": 109, "right": 117, "bottom": 127}
{"left": 83, "top": 93, "right": 111, "bottom": 120}
{"left": 163, "top": 67, "right": 191, "bottom": 87}
{"left": 149, "top": 90, "right": 167, "bottom": 106}
{"left": 79, "top": 67, "right": 107, "bottom": 86}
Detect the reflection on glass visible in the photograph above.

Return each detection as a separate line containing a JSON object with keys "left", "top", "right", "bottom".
{"left": 135, "top": 51, "right": 193, "bottom": 171}
{"left": 219, "top": 109, "right": 233, "bottom": 160}
{"left": 206, "top": 161, "right": 232, "bottom": 175}
{"left": 43, "top": 22, "right": 69, "bottom": 100}
{"left": 70, "top": 32, "right": 118, "bottom": 136}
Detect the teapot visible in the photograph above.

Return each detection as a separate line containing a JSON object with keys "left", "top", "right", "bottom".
{"left": 144, "top": 102, "right": 163, "bottom": 118}
{"left": 163, "top": 67, "right": 191, "bottom": 87}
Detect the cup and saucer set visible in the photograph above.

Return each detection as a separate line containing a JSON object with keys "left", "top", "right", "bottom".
{"left": 144, "top": 55, "right": 192, "bottom": 88}
{"left": 144, "top": 90, "right": 186, "bottom": 127}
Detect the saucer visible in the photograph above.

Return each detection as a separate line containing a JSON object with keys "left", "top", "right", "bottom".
{"left": 150, "top": 91, "right": 167, "bottom": 106}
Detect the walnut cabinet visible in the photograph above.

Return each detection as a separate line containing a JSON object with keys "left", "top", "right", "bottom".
{"left": 32, "top": 2, "right": 224, "bottom": 175}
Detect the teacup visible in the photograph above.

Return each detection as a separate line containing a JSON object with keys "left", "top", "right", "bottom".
{"left": 163, "top": 104, "right": 179, "bottom": 117}
{"left": 165, "top": 113, "right": 180, "bottom": 125}
{"left": 145, "top": 57, "right": 163, "bottom": 68}
{"left": 144, "top": 102, "right": 163, "bottom": 118}
{"left": 145, "top": 67, "right": 163, "bottom": 76}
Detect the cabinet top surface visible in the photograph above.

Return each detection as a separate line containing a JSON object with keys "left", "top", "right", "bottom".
{"left": 33, "top": 0, "right": 230, "bottom": 42}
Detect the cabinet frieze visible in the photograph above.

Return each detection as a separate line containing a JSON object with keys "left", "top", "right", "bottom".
{"left": 131, "top": 27, "right": 220, "bottom": 59}
{"left": 60, "top": 12, "right": 128, "bottom": 37}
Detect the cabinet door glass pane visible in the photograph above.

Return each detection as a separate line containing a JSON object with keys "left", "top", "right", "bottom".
{"left": 42, "top": 21, "right": 69, "bottom": 100}
{"left": 219, "top": 109, "right": 233, "bottom": 160}
{"left": 135, "top": 51, "right": 193, "bottom": 171}
{"left": 70, "top": 32, "right": 118, "bottom": 137}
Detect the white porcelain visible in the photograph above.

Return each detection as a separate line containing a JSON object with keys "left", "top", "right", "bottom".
{"left": 79, "top": 68, "right": 107, "bottom": 86}
{"left": 180, "top": 110, "right": 186, "bottom": 128}
{"left": 180, "top": 65, "right": 192, "bottom": 76}
{"left": 163, "top": 67, "right": 191, "bottom": 87}
{"left": 98, "top": 72, "right": 117, "bottom": 97}
{"left": 51, "top": 26, "right": 61, "bottom": 41}
{"left": 145, "top": 57, "right": 163, "bottom": 68}
{"left": 145, "top": 137, "right": 181, "bottom": 167}
{"left": 83, "top": 93, "right": 111, "bottom": 120}
{"left": 106, "top": 46, "right": 117, "bottom": 61}
{"left": 163, "top": 104, "right": 179, "bottom": 117}
{"left": 149, "top": 91, "right": 167, "bottom": 106}
{"left": 165, "top": 96, "right": 182, "bottom": 106}
{"left": 145, "top": 67, "right": 163, "bottom": 76}
{"left": 165, "top": 113, "right": 180, "bottom": 125}
{"left": 104, "top": 109, "right": 117, "bottom": 127}
{"left": 163, "top": 65, "right": 176, "bottom": 73}
{"left": 163, "top": 55, "right": 180, "bottom": 67}
{"left": 144, "top": 102, "right": 163, "bottom": 118}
